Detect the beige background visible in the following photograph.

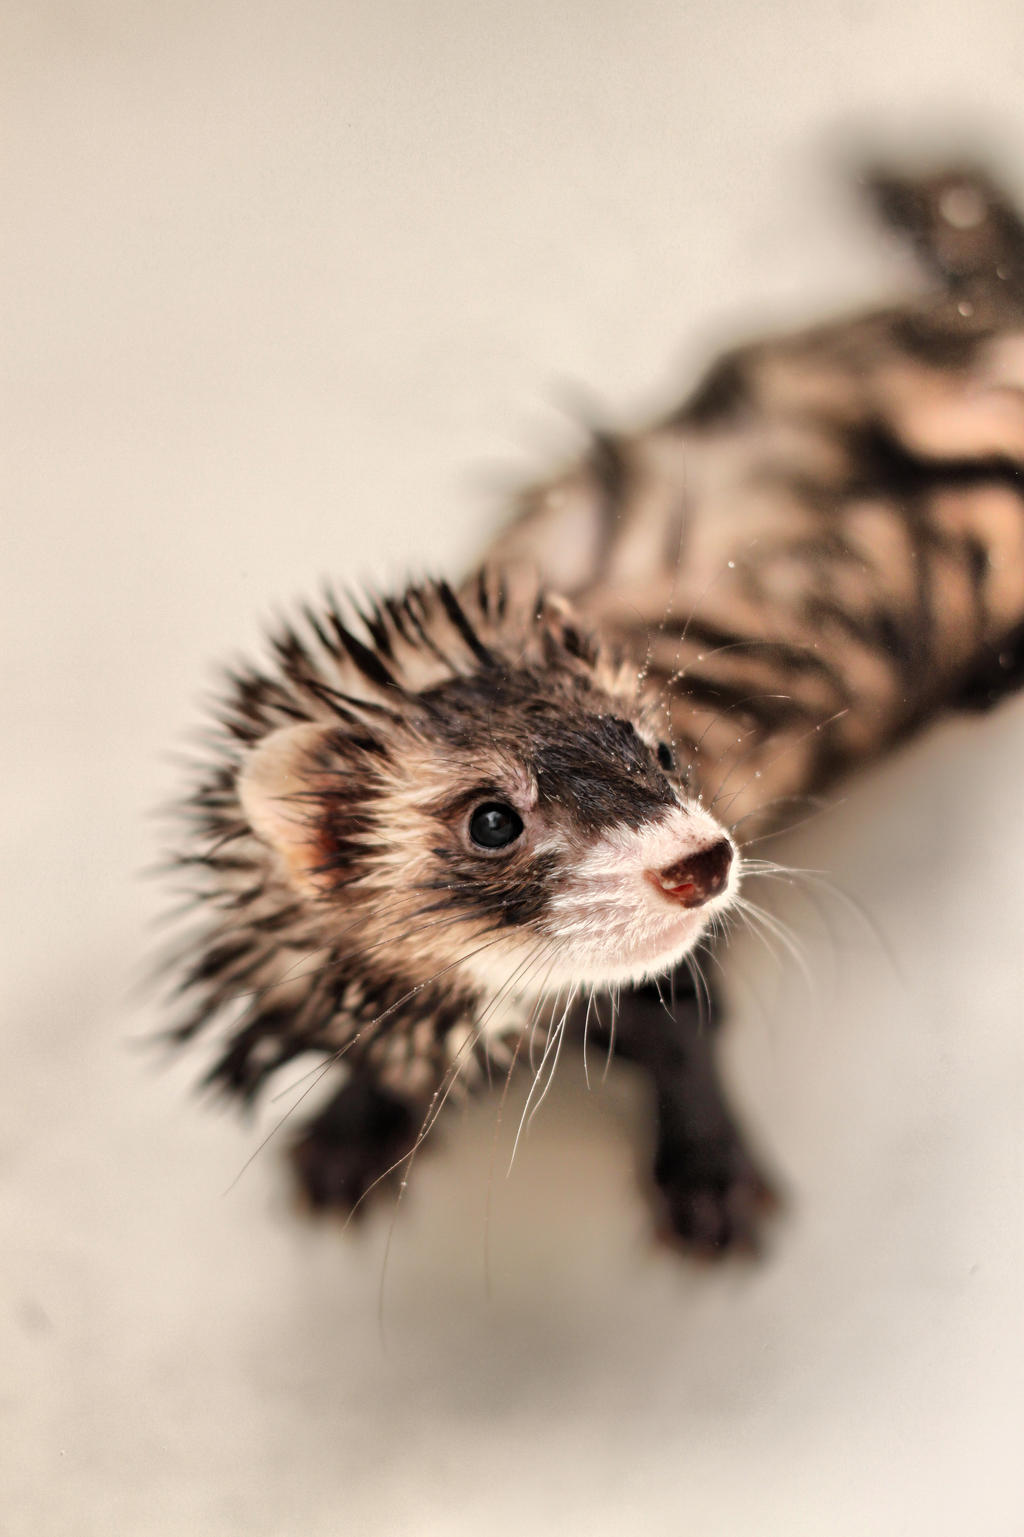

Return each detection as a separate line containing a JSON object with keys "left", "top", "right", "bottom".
{"left": 4, "top": 4, "right": 1024, "bottom": 1534}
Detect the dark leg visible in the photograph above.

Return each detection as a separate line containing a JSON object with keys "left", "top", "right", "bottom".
{"left": 290, "top": 1075, "right": 424, "bottom": 1218}
{"left": 584, "top": 971, "right": 776, "bottom": 1255}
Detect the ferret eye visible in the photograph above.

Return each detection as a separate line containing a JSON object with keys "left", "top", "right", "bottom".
{"left": 656, "top": 741, "right": 675, "bottom": 772}
{"left": 468, "top": 802, "right": 524, "bottom": 850}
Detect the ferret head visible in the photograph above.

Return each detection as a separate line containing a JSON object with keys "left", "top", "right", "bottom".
{"left": 173, "top": 573, "right": 736, "bottom": 1094}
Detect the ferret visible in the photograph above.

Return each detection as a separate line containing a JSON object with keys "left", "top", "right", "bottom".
{"left": 164, "top": 160, "right": 1024, "bottom": 1254}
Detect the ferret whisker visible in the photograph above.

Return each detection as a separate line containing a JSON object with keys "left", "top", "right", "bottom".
{"left": 656, "top": 553, "right": 741, "bottom": 701}
{"left": 652, "top": 973, "right": 676, "bottom": 1025}
{"left": 472, "top": 936, "right": 555, "bottom": 1055}
{"left": 726, "top": 793, "right": 833, "bottom": 842}
{"left": 633, "top": 610, "right": 657, "bottom": 698}
{"left": 709, "top": 706, "right": 851, "bottom": 816}
{"left": 581, "top": 984, "right": 598, "bottom": 1091}
{"left": 525, "top": 982, "right": 579, "bottom": 1135}
{"left": 664, "top": 631, "right": 825, "bottom": 692}
{"left": 742, "top": 859, "right": 902, "bottom": 982}
{"left": 734, "top": 797, "right": 846, "bottom": 845}
{"left": 363, "top": 944, "right": 556, "bottom": 1279}
{"left": 488, "top": 949, "right": 554, "bottom": 1056}
{"left": 587, "top": 988, "right": 607, "bottom": 1082}
{"left": 600, "top": 982, "right": 621, "bottom": 1085}
{"left": 525, "top": 969, "right": 555, "bottom": 1076}
{"left": 691, "top": 693, "right": 795, "bottom": 757}
{"left": 518, "top": 955, "right": 562, "bottom": 1087}
{"left": 730, "top": 898, "right": 785, "bottom": 966}
{"left": 482, "top": 942, "right": 560, "bottom": 1295}
{"left": 509, "top": 966, "right": 571, "bottom": 1170}
{"left": 732, "top": 894, "right": 814, "bottom": 989}
{"left": 701, "top": 935, "right": 731, "bottom": 983}
{"left": 633, "top": 525, "right": 687, "bottom": 704}
{"left": 374, "top": 992, "right": 522, "bottom": 1331}
{"left": 373, "top": 942, "right": 558, "bottom": 1245}
{"left": 509, "top": 987, "right": 562, "bottom": 1166}
{"left": 684, "top": 950, "right": 712, "bottom": 1031}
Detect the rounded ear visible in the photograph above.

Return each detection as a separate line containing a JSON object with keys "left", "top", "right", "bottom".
{"left": 536, "top": 591, "right": 601, "bottom": 668}
{"left": 237, "top": 723, "right": 339, "bottom": 896}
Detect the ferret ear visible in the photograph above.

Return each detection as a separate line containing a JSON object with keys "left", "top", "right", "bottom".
{"left": 536, "top": 591, "right": 601, "bottom": 667}
{"left": 237, "top": 723, "right": 339, "bottom": 897}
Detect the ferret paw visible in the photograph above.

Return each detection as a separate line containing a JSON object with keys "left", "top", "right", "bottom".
{"left": 653, "top": 1137, "right": 779, "bottom": 1258}
{"left": 289, "top": 1080, "right": 421, "bottom": 1219}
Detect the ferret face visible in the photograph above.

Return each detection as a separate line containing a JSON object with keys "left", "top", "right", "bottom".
{"left": 391, "top": 671, "right": 736, "bottom": 992}
{"left": 236, "top": 649, "right": 737, "bottom": 1008}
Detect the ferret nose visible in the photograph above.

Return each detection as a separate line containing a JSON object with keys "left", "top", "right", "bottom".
{"left": 652, "top": 839, "right": 734, "bottom": 909}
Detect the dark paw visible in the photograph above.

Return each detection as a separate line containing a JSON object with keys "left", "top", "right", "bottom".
{"left": 290, "top": 1080, "right": 422, "bottom": 1219}
{"left": 653, "top": 1138, "right": 779, "bottom": 1258}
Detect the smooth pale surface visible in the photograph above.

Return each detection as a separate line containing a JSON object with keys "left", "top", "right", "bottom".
{"left": 4, "top": 5, "right": 1023, "bottom": 1534}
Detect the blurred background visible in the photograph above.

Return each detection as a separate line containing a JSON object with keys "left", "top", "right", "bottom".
{"left": 4, "top": 3, "right": 1024, "bottom": 1533}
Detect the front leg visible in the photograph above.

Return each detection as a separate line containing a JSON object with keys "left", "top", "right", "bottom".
{"left": 588, "top": 973, "right": 777, "bottom": 1255}
{"left": 291, "top": 1073, "right": 427, "bottom": 1219}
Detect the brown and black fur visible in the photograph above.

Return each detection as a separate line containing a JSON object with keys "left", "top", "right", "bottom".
{"left": 491, "top": 165, "right": 1024, "bottom": 830}
{"left": 165, "top": 161, "right": 1024, "bottom": 1254}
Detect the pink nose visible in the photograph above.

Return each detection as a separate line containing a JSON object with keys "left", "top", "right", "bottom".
{"left": 651, "top": 839, "right": 734, "bottom": 909}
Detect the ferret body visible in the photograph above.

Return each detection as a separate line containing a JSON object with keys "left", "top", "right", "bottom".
{"left": 490, "top": 165, "right": 1024, "bottom": 835}
{"left": 166, "top": 162, "right": 1024, "bottom": 1252}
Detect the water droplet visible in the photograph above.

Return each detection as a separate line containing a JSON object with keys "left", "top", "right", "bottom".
{"left": 754, "top": 770, "right": 762, "bottom": 779}
{"left": 727, "top": 560, "right": 736, "bottom": 569}
{"left": 940, "top": 184, "right": 985, "bottom": 229}
{"left": 957, "top": 299, "right": 974, "bottom": 318}
{"left": 997, "top": 263, "right": 1010, "bottom": 280}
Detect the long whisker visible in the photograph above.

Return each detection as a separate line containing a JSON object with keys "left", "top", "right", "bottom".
{"left": 481, "top": 941, "right": 560, "bottom": 1295}
{"left": 691, "top": 692, "right": 796, "bottom": 756}
{"left": 525, "top": 983, "right": 579, "bottom": 1135}
{"left": 509, "top": 968, "right": 571, "bottom": 1170}
{"left": 727, "top": 793, "right": 833, "bottom": 841}
{"left": 372, "top": 938, "right": 561, "bottom": 1326}
{"left": 364, "top": 945, "right": 551, "bottom": 1241}
{"left": 742, "top": 858, "right": 904, "bottom": 984}
{"left": 685, "top": 949, "right": 712, "bottom": 1032}
{"left": 581, "top": 984, "right": 598, "bottom": 1091}
{"left": 731, "top": 893, "right": 814, "bottom": 990}
{"left": 600, "top": 983, "right": 621, "bottom": 1084}
{"left": 709, "top": 707, "right": 850, "bottom": 816}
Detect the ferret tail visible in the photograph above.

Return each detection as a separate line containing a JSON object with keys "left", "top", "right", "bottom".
{"left": 862, "top": 161, "right": 1024, "bottom": 302}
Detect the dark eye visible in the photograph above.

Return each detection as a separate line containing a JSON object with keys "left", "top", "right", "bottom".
{"left": 468, "top": 802, "right": 525, "bottom": 850}
{"left": 656, "top": 741, "right": 675, "bottom": 772}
